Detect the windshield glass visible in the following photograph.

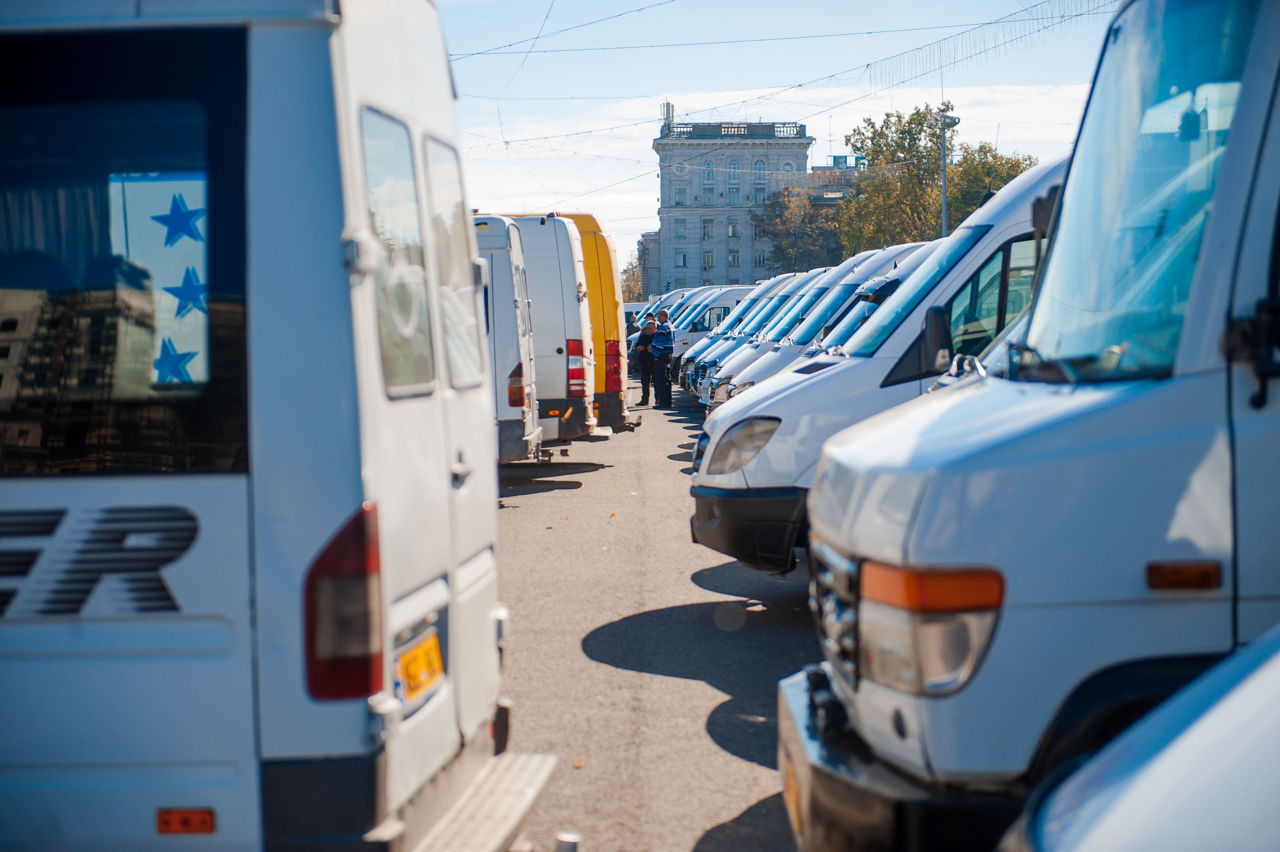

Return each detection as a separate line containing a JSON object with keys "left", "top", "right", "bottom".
{"left": 669, "top": 290, "right": 707, "bottom": 325}
{"left": 739, "top": 293, "right": 792, "bottom": 336}
{"left": 1024, "top": 0, "right": 1258, "bottom": 382}
{"left": 844, "top": 225, "right": 991, "bottom": 357}
{"left": 674, "top": 292, "right": 716, "bottom": 329}
{"left": 790, "top": 283, "right": 862, "bottom": 344}
{"left": 765, "top": 286, "right": 830, "bottom": 342}
{"left": 712, "top": 293, "right": 762, "bottom": 335}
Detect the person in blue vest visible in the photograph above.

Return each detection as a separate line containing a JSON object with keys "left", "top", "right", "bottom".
{"left": 651, "top": 308, "right": 675, "bottom": 408}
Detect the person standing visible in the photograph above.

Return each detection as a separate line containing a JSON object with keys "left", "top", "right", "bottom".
{"left": 634, "top": 318, "right": 656, "bottom": 405}
{"left": 651, "top": 308, "right": 675, "bottom": 408}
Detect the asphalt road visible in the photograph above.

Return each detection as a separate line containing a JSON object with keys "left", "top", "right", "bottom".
{"left": 497, "top": 380, "right": 819, "bottom": 852}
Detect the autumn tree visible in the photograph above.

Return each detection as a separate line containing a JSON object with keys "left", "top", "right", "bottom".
{"left": 620, "top": 252, "right": 642, "bottom": 302}
{"left": 835, "top": 102, "right": 1035, "bottom": 254}
{"left": 751, "top": 188, "right": 839, "bottom": 274}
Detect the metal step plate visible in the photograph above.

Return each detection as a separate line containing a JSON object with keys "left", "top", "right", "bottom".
{"left": 413, "top": 752, "right": 557, "bottom": 852}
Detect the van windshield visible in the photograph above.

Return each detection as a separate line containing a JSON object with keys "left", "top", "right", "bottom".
{"left": 844, "top": 226, "right": 990, "bottom": 357}
{"left": 712, "top": 294, "right": 763, "bottom": 335}
{"left": 766, "top": 287, "right": 830, "bottom": 342}
{"left": 0, "top": 30, "right": 246, "bottom": 476}
{"left": 674, "top": 293, "right": 716, "bottom": 329}
{"left": 738, "top": 294, "right": 791, "bottom": 336}
{"left": 1023, "top": 0, "right": 1258, "bottom": 382}
{"left": 789, "top": 283, "right": 863, "bottom": 345}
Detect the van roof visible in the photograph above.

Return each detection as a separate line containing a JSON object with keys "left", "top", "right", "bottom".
{"left": 475, "top": 215, "right": 518, "bottom": 251}
{"left": 0, "top": 0, "right": 339, "bottom": 29}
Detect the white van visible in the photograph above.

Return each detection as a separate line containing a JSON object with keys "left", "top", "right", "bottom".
{"left": 0, "top": 4, "right": 553, "bottom": 850}
{"left": 511, "top": 215, "right": 596, "bottom": 442}
{"left": 690, "top": 155, "right": 1068, "bottom": 574}
{"left": 672, "top": 285, "right": 755, "bottom": 358}
{"left": 680, "top": 275, "right": 794, "bottom": 390}
{"left": 476, "top": 216, "right": 542, "bottom": 463}
{"left": 781, "top": 1, "right": 1279, "bottom": 848}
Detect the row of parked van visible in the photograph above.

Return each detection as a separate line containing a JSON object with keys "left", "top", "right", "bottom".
{"left": 682, "top": 0, "right": 1280, "bottom": 848}
{"left": 476, "top": 212, "right": 631, "bottom": 463}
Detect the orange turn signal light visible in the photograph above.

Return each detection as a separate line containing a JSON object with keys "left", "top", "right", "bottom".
{"left": 861, "top": 561, "right": 1004, "bottom": 612}
{"left": 157, "top": 808, "right": 215, "bottom": 835}
{"left": 1147, "top": 561, "right": 1222, "bottom": 591}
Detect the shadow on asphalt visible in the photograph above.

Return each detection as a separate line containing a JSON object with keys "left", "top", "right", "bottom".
{"left": 693, "top": 793, "right": 795, "bottom": 852}
{"left": 498, "top": 461, "right": 611, "bottom": 497}
{"left": 581, "top": 576, "right": 815, "bottom": 770}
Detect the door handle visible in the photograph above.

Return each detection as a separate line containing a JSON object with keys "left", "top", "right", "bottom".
{"left": 451, "top": 453, "right": 472, "bottom": 488}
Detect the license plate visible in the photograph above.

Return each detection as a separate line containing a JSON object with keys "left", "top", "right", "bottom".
{"left": 395, "top": 630, "right": 443, "bottom": 706}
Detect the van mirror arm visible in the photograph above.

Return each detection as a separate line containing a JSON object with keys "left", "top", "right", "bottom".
{"left": 922, "top": 306, "right": 953, "bottom": 374}
{"left": 472, "top": 258, "right": 488, "bottom": 290}
{"left": 1223, "top": 296, "right": 1280, "bottom": 408}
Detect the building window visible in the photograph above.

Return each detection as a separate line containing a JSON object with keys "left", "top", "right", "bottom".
{"left": 0, "top": 318, "right": 17, "bottom": 333}
{"left": 703, "top": 161, "right": 714, "bottom": 182}
{"left": 754, "top": 190, "right": 765, "bottom": 204}
{"left": 675, "top": 250, "right": 687, "bottom": 268}
{"left": 702, "top": 249, "right": 714, "bottom": 269}
{"left": 728, "top": 160, "right": 740, "bottom": 183}
{"left": 0, "top": 344, "right": 9, "bottom": 359}
{"left": 752, "top": 223, "right": 763, "bottom": 241}
{"left": 727, "top": 221, "right": 740, "bottom": 238}
{"left": 673, "top": 218, "right": 686, "bottom": 239}
{"left": 702, "top": 218, "right": 714, "bottom": 239}
{"left": 675, "top": 278, "right": 686, "bottom": 288}
{"left": 754, "top": 251, "right": 767, "bottom": 267}
{"left": 728, "top": 249, "right": 740, "bottom": 268}
{"left": 781, "top": 162, "right": 795, "bottom": 173}
{"left": 673, "top": 186, "right": 687, "bottom": 206}
{"left": 754, "top": 160, "right": 766, "bottom": 183}
{"left": 702, "top": 186, "right": 714, "bottom": 205}
{"left": 727, "top": 187, "right": 739, "bottom": 205}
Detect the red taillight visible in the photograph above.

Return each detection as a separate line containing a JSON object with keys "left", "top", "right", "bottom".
{"left": 605, "top": 340, "right": 623, "bottom": 393}
{"left": 567, "top": 338, "right": 586, "bottom": 398}
{"left": 305, "top": 503, "right": 383, "bottom": 701}
{"left": 507, "top": 362, "right": 526, "bottom": 408}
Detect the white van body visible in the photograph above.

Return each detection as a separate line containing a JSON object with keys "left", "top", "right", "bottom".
{"left": 781, "top": 2, "right": 1280, "bottom": 849}
{"left": 0, "top": 3, "right": 552, "bottom": 850}
{"left": 476, "top": 216, "right": 541, "bottom": 463}
{"left": 672, "top": 285, "right": 755, "bottom": 357}
{"left": 729, "top": 242, "right": 940, "bottom": 395}
{"left": 690, "top": 155, "right": 1068, "bottom": 574}
{"left": 680, "top": 274, "right": 793, "bottom": 390}
{"left": 511, "top": 215, "right": 596, "bottom": 442}
{"left": 702, "top": 267, "right": 838, "bottom": 410}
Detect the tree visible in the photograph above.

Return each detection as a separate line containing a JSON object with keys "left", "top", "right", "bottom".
{"left": 751, "top": 188, "right": 839, "bottom": 274}
{"left": 834, "top": 102, "right": 1036, "bottom": 254}
{"left": 620, "top": 252, "right": 642, "bottom": 302}
{"left": 943, "top": 142, "right": 1037, "bottom": 234}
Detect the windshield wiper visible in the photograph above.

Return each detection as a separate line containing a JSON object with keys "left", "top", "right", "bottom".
{"left": 1008, "top": 341, "right": 1081, "bottom": 384}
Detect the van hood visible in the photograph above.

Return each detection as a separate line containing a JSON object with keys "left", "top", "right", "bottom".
{"left": 809, "top": 376, "right": 1163, "bottom": 567}
{"left": 703, "top": 353, "right": 865, "bottom": 437}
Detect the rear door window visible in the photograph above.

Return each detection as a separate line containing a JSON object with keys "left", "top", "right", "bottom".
{"left": 0, "top": 29, "right": 246, "bottom": 475}
{"left": 423, "top": 138, "right": 485, "bottom": 388}
{"left": 361, "top": 108, "right": 436, "bottom": 396}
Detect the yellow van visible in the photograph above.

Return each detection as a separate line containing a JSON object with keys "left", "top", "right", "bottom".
{"left": 561, "top": 213, "right": 628, "bottom": 430}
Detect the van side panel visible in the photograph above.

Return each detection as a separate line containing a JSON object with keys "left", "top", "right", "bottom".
{"left": 247, "top": 23, "right": 369, "bottom": 760}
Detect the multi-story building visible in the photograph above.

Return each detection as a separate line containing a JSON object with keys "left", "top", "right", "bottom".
{"left": 646, "top": 103, "right": 814, "bottom": 297}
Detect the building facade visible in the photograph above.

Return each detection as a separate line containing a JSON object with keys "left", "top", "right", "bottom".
{"left": 647, "top": 107, "right": 814, "bottom": 297}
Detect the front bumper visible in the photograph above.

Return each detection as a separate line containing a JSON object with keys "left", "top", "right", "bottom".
{"left": 689, "top": 484, "right": 807, "bottom": 573}
{"left": 777, "top": 666, "right": 1021, "bottom": 852}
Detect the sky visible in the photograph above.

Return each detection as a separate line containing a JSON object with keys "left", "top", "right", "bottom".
{"left": 438, "top": 0, "right": 1118, "bottom": 263}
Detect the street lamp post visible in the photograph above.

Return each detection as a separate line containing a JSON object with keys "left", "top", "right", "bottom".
{"left": 932, "top": 113, "right": 960, "bottom": 237}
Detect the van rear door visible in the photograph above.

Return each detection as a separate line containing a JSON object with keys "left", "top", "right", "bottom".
{"left": 422, "top": 137, "right": 503, "bottom": 738}
{"left": 0, "top": 28, "right": 261, "bottom": 848}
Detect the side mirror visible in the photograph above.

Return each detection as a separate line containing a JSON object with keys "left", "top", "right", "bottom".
{"left": 922, "top": 306, "right": 953, "bottom": 374}
{"left": 472, "top": 258, "right": 488, "bottom": 290}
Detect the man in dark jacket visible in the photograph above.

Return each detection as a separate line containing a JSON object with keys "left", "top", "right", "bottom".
{"left": 651, "top": 308, "right": 675, "bottom": 408}
{"left": 635, "top": 318, "right": 656, "bottom": 405}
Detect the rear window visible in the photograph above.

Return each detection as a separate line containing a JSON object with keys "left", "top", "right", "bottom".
{"left": 0, "top": 30, "right": 246, "bottom": 476}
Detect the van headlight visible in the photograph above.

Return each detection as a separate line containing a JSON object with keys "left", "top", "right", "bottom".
{"left": 712, "top": 377, "right": 733, "bottom": 403}
{"left": 706, "top": 417, "right": 780, "bottom": 474}
{"left": 728, "top": 381, "right": 754, "bottom": 398}
{"left": 856, "top": 561, "right": 1003, "bottom": 695}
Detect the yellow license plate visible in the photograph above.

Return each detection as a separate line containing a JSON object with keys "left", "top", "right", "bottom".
{"left": 396, "top": 631, "right": 443, "bottom": 705}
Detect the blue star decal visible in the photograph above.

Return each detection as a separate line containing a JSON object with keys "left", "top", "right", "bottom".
{"left": 163, "top": 267, "right": 208, "bottom": 318}
{"left": 150, "top": 194, "right": 206, "bottom": 247}
{"left": 153, "top": 338, "right": 197, "bottom": 384}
